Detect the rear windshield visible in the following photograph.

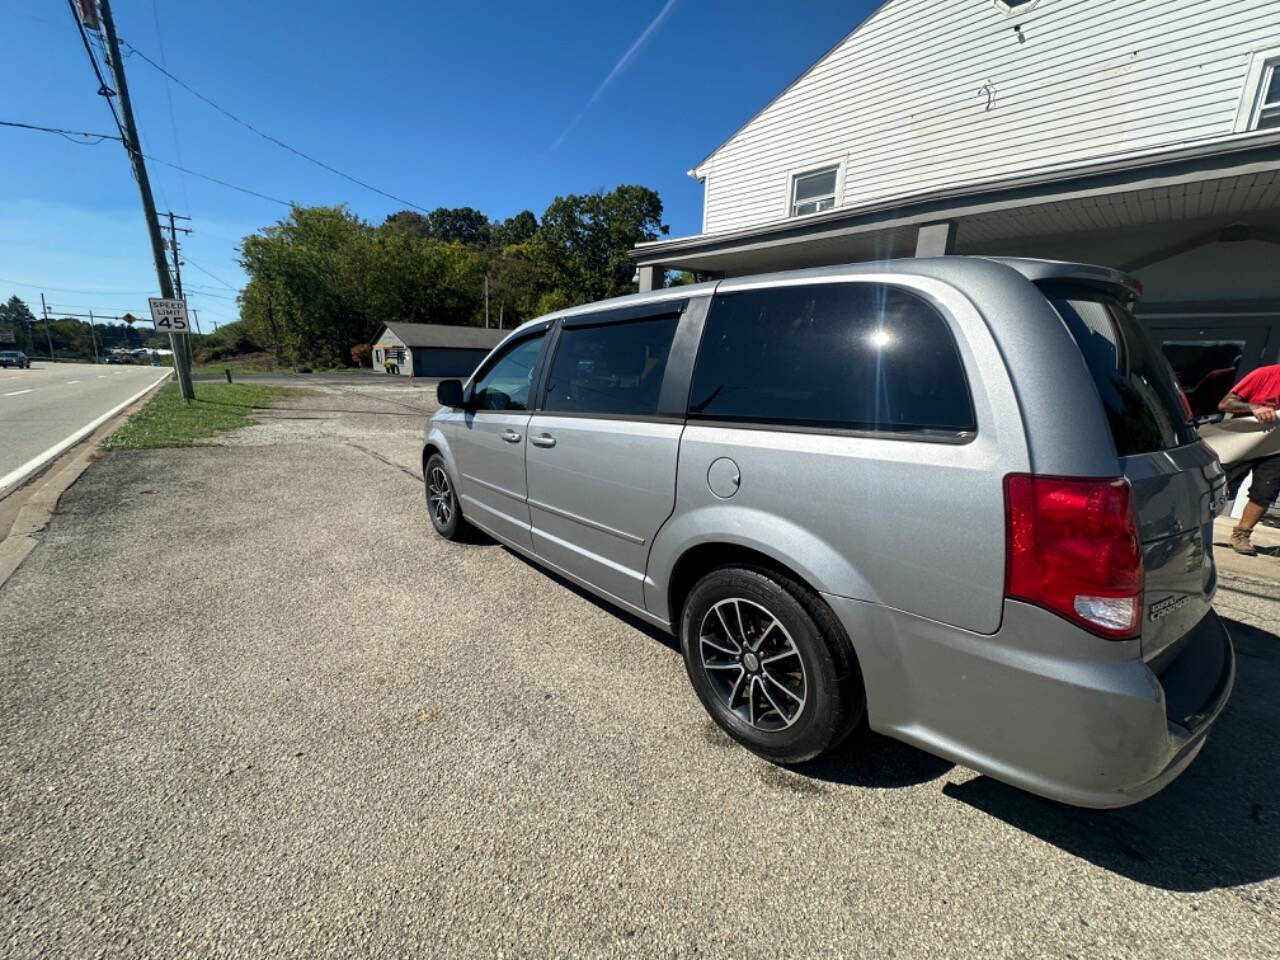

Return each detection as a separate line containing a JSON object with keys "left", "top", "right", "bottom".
{"left": 1041, "top": 282, "right": 1196, "bottom": 456}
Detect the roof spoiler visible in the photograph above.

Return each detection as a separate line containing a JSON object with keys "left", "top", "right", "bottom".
{"left": 987, "top": 258, "right": 1143, "bottom": 306}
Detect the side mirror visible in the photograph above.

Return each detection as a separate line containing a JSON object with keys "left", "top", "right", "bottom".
{"left": 436, "top": 379, "right": 465, "bottom": 408}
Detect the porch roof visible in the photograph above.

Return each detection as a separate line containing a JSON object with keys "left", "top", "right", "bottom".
{"left": 633, "top": 130, "right": 1280, "bottom": 276}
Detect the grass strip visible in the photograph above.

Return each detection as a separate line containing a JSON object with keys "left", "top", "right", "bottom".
{"left": 101, "top": 381, "right": 306, "bottom": 450}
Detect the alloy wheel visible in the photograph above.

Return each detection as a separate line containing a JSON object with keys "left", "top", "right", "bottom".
{"left": 698, "top": 598, "right": 807, "bottom": 731}
{"left": 428, "top": 466, "right": 454, "bottom": 527}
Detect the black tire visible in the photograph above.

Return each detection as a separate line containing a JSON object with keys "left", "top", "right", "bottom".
{"left": 424, "top": 453, "right": 468, "bottom": 541}
{"left": 680, "top": 565, "right": 865, "bottom": 764}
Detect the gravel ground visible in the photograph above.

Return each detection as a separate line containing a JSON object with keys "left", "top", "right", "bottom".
{"left": 2, "top": 383, "right": 1279, "bottom": 959}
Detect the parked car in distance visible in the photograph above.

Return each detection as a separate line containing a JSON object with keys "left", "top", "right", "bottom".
{"left": 0, "top": 350, "right": 30, "bottom": 369}
{"left": 423, "top": 257, "right": 1235, "bottom": 809}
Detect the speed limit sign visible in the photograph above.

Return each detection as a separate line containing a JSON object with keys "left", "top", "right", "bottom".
{"left": 148, "top": 298, "right": 190, "bottom": 334}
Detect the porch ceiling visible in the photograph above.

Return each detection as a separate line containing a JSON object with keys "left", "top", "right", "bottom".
{"left": 957, "top": 170, "right": 1280, "bottom": 244}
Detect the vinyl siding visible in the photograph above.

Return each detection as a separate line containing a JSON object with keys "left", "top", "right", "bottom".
{"left": 698, "top": 0, "right": 1280, "bottom": 234}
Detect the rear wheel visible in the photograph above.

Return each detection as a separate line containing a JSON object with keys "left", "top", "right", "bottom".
{"left": 424, "top": 453, "right": 468, "bottom": 541}
{"left": 681, "top": 565, "right": 864, "bottom": 763}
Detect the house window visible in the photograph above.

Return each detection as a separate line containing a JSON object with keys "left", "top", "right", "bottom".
{"left": 790, "top": 166, "right": 838, "bottom": 217}
{"left": 1253, "top": 60, "right": 1280, "bottom": 130}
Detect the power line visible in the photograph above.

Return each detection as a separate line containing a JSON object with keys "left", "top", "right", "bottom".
{"left": 0, "top": 276, "right": 157, "bottom": 296}
{"left": 119, "top": 37, "right": 432, "bottom": 214}
{"left": 150, "top": 0, "right": 191, "bottom": 212}
{"left": 183, "top": 287, "right": 238, "bottom": 301}
{"left": 143, "top": 154, "right": 292, "bottom": 206}
{"left": 1, "top": 117, "right": 293, "bottom": 206}
{"left": 0, "top": 119, "right": 118, "bottom": 144}
{"left": 66, "top": 0, "right": 125, "bottom": 140}
{"left": 181, "top": 256, "right": 238, "bottom": 290}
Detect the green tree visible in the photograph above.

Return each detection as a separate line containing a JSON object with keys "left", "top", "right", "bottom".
{"left": 490, "top": 210, "right": 538, "bottom": 249}
{"left": 0, "top": 295, "right": 39, "bottom": 353}
{"left": 383, "top": 210, "right": 431, "bottom": 239}
{"left": 240, "top": 205, "right": 490, "bottom": 366}
{"left": 239, "top": 205, "right": 377, "bottom": 366}
{"left": 384, "top": 206, "right": 496, "bottom": 247}
{"left": 235, "top": 185, "right": 668, "bottom": 366}
{"left": 530, "top": 185, "right": 668, "bottom": 305}
{"left": 194, "top": 320, "right": 261, "bottom": 363}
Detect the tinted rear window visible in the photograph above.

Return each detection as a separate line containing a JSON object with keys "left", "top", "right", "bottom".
{"left": 1042, "top": 283, "right": 1196, "bottom": 456}
{"left": 688, "top": 282, "right": 975, "bottom": 436}
{"left": 543, "top": 315, "right": 679, "bottom": 417}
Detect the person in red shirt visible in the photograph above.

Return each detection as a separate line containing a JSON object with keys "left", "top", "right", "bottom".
{"left": 1218, "top": 363, "right": 1280, "bottom": 555}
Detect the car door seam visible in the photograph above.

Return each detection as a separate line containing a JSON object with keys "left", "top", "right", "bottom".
{"left": 462, "top": 472, "right": 527, "bottom": 504}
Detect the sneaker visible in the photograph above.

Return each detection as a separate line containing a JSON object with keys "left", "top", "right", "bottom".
{"left": 1230, "top": 527, "right": 1258, "bottom": 556}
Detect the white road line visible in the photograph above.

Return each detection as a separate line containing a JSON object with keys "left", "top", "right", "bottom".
{"left": 0, "top": 373, "right": 171, "bottom": 495}
{"left": 97, "top": 375, "right": 106, "bottom": 379}
{"left": 66, "top": 380, "right": 81, "bottom": 384}
{"left": 4, "top": 389, "right": 33, "bottom": 397}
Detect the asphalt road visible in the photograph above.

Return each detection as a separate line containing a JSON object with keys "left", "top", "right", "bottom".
{"left": 2, "top": 381, "right": 1278, "bottom": 958}
{"left": 0, "top": 362, "right": 169, "bottom": 491}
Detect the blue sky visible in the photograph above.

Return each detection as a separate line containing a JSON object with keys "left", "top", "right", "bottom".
{"left": 2, "top": 1, "right": 874, "bottom": 330}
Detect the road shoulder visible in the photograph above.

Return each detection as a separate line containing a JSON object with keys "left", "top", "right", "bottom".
{"left": 0, "top": 379, "right": 166, "bottom": 587}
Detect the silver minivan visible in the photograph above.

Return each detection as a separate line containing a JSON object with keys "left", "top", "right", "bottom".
{"left": 423, "top": 257, "right": 1235, "bottom": 808}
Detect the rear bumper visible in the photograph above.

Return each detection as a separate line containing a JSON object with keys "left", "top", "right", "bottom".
{"left": 823, "top": 595, "right": 1235, "bottom": 808}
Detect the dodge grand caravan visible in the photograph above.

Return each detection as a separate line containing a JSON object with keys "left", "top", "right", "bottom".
{"left": 422, "top": 257, "right": 1235, "bottom": 808}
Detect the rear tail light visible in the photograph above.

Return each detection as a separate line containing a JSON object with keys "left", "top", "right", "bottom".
{"left": 1004, "top": 474, "right": 1144, "bottom": 639}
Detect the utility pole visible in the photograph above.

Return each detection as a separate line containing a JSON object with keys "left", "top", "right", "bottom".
{"left": 96, "top": 0, "right": 194, "bottom": 400}
{"left": 39, "top": 293, "right": 55, "bottom": 360}
{"left": 163, "top": 210, "right": 194, "bottom": 372}
{"left": 484, "top": 273, "right": 490, "bottom": 328}
{"left": 165, "top": 212, "right": 192, "bottom": 301}
{"left": 88, "top": 308, "right": 100, "bottom": 363}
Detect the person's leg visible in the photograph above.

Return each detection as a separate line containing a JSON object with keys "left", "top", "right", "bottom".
{"left": 1232, "top": 456, "right": 1280, "bottom": 554}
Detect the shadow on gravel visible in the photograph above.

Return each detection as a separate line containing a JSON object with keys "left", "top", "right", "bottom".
{"left": 792, "top": 726, "right": 956, "bottom": 790}
{"left": 943, "top": 616, "right": 1280, "bottom": 892}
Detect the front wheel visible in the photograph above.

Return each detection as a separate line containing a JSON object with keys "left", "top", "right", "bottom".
{"left": 681, "top": 566, "right": 864, "bottom": 764}
{"left": 424, "top": 453, "right": 468, "bottom": 541}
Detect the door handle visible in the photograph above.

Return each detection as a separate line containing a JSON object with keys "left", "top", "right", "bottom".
{"left": 501, "top": 429, "right": 522, "bottom": 443}
{"left": 530, "top": 433, "right": 556, "bottom": 448}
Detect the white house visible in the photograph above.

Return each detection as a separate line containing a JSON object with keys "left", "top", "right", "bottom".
{"left": 632, "top": 0, "right": 1280, "bottom": 416}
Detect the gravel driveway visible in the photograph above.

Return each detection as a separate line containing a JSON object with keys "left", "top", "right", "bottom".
{"left": 3, "top": 381, "right": 1278, "bottom": 959}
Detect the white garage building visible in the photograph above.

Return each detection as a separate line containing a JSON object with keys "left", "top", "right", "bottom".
{"left": 633, "top": 0, "right": 1280, "bottom": 416}
{"left": 371, "top": 322, "right": 504, "bottom": 379}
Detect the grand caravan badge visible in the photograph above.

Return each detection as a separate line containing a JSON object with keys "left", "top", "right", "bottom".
{"left": 1149, "top": 595, "right": 1190, "bottom": 622}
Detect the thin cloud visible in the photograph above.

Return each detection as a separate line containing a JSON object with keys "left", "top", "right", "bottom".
{"left": 550, "top": 0, "right": 679, "bottom": 151}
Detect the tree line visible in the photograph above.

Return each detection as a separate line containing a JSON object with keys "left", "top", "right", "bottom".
{"left": 0, "top": 295, "right": 169, "bottom": 360}
{"left": 236, "top": 184, "right": 671, "bottom": 368}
